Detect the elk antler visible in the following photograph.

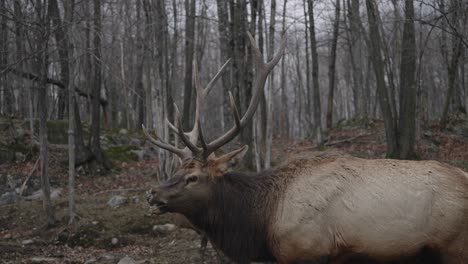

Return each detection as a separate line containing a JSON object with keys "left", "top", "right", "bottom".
{"left": 200, "top": 32, "right": 286, "bottom": 158}
{"left": 144, "top": 32, "right": 286, "bottom": 160}
{"left": 143, "top": 57, "right": 232, "bottom": 159}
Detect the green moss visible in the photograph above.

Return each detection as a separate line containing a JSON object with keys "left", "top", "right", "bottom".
{"left": 337, "top": 117, "right": 376, "bottom": 129}
{"left": 46, "top": 120, "right": 70, "bottom": 144}
{"left": 104, "top": 145, "right": 139, "bottom": 162}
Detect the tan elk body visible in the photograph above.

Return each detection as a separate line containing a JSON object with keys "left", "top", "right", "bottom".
{"left": 269, "top": 152, "right": 468, "bottom": 263}
{"left": 143, "top": 33, "right": 468, "bottom": 263}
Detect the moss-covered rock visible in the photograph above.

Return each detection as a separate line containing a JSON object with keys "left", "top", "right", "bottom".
{"left": 104, "top": 145, "right": 139, "bottom": 162}
{"left": 24, "top": 119, "right": 73, "bottom": 144}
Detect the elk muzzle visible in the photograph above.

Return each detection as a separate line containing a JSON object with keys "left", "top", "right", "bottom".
{"left": 147, "top": 188, "right": 169, "bottom": 215}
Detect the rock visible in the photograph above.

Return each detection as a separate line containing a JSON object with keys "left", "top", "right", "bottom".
{"left": 15, "top": 152, "right": 26, "bottom": 162}
{"left": 119, "top": 129, "right": 129, "bottom": 135}
{"left": 152, "top": 224, "right": 176, "bottom": 233}
{"left": 100, "top": 136, "right": 111, "bottom": 149}
{"left": 86, "top": 253, "right": 122, "bottom": 264}
{"left": 111, "top": 237, "right": 119, "bottom": 245}
{"left": 107, "top": 195, "right": 128, "bottom": 209}
{"left": 24, "top": 188, "right": 62, "bottom": 201}
{"left": 131, "top": 196, "right": 140, "bottom": 204}
{"left": 84, "top": 258, "right": 98, "bottom": 264}
{"left": 129, "top": 138, "right": 141, "bottom": 146}
{"left": 118, "top": 256, "right": 136, "bottom": 264}
{"left": 0, "top": 192, "right": 19, "bottom": 205}
{"left": 22, "top": 239, "right": 35, "bottom": 245}
{"left": 29, "top": 257, "right": 59, "bottom": 263}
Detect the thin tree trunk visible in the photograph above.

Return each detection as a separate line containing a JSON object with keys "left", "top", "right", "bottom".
{"left": 280, "top": 0, "right": 289, "bottom": 138}
{"left": 308, "top": 0, "right": 323, "bottom": 144}
{"left": 183, "top": 0, "right": 196, "bottom": 131}
{"left": 397, "top": 0, "right": 417, "bottom": 159}
{"left": 13, "top": 1, "right": 33, "bottom": 132}
{"left": 265, "top": 0, "right": 276, "bottom": 169}
{"left": 89, "top": 0, "right": 109, "bottom": 170}
{"left": 63, "top": 0, "right": 77, "bottom": 223}
{"left": 346, "top": 0, "right": 364, "bottom": 117}
{"left": 35, "top": 0, "right": 55, "bottom": 227}
{"left": 120, "top": 40, "right": 130, "bottom": 130}
{"left": 216, "top": 0, "right": 232, "bottom": 132}
{"left": 303, "top": 0, "right": 312, "bottom": 133}
{"left": 48, "top": 0, "right": 69, "bottom": 120}
{"left": 326, "top": 0, "right": 341, "bottom": 130}
{"left": 0, "top": 0, "right": 12, "bottom": 116}
{"left": 366, "top": 0, "right": 398, "bottom": 157}
{"left": 440, "top": 36, "right": 463, "bottom": 128}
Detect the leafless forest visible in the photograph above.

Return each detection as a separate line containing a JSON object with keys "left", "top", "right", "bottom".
{"left": 0, "top": 0, "right": 468, "bottom": 263}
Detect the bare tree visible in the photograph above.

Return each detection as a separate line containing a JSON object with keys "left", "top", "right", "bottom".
{"left": 326, "top": 0, "right": 341, "bottom": 130}
{"left": 183, "top": 0, "right": 196, "bottom": 131}
{"left": 366, "top": 0, "right": 398, "bottom": 157}
{"left": 265, "top": 0, "right": 276, "bottom": 169}
{"left": 64, "top": 0, "right": 78, "bottom": 224}
{"left": 397, "top": 0, "right": 417, "bottom": 159}
{"left": 35, "top": 0, "right": 55, "bottom": 227}
{"left": 308, "top": 0, "right": 323, "bottom": 144}
{"left": 89, "top": 0, "right": 110, "bottom": 170}
{"left": 48, "top": 0, "right": 68, "bottom": 120}
{"left": 0, "top": 0, "right": 12, "bottom": 116}
{"left": 440, "top": 0, "right": 467, "bottom": 129}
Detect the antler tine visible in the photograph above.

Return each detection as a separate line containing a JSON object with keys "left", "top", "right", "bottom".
{"left": 197, "top": 118, "right": 208, "bottom": 155}
{"left": 142, "top": 124, "right": 188, "bottom": 159}
{"left": 174, "top": 103, "right": 202, "bottom": 155}
{"left": 205, "top": 58, "right": 231, "bottom": 96}
{"left": 266, "top": 34, "right": 287, "bottom": 71}
{"left": 202, "top": 32, "right": 286, "bottom": 157}
{"left": 229, "top": 91, "right": 241, "bottom": 130}
{"left": 166, "top": 118, "right": 178, "bottom": 134}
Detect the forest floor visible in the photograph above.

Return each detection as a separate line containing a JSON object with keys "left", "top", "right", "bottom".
{"left": 1, "top": 117, "right": 468, "bottom": 264}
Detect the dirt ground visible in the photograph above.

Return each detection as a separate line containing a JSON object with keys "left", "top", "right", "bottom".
{"left": 1, "top": 118, "right": 468, "bottom": 264}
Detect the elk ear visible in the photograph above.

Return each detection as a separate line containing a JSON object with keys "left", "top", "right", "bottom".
{"left": 211, "top": 145, "right": 248, "bottom": 175}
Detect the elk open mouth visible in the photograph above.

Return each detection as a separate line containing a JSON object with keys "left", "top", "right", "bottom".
{"left": 149, "top": 201, "right": 169, "bottom": 215}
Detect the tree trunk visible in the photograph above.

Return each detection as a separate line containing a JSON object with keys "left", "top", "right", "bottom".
{"left": 397, "top": 0, "right": 417, "bottom": 159}
{"left": 440, "top": 0, "right": 465, "bottom": 128}
{"left": 326, "top": 0, "right": 341, "bottom": 130}
{"left": 308, "top": 0, "right": 323, "bottom": 144}
{"left": 303, "top": 0, "right": 312, "bottom": 133}
{"left": 216, "top": 0, "right": 232, "bottom": 132}
{"left": 366, "top": 0, "right": 398, "bottom": 157}
{"left": 63, "top": 0, "right": 77, "bottom": 223}
{"left": 0, "top": 0, "right": 13, "bottom": 116}
{"left": 48, "top": 0, "right": 69, "bottom": 120}
{"left": 182, "top": 0, "right": 196, "bottom": 131}
{"left": 89, "top": 0, "right": 110, "bottom": 170}
{"left": 264, "top": 0, "right": 276, "bottom": 169}
{"left": 35, "top": 0, "right": 55, "bottom": 227}
{"left": 14, "top": 1, "right": 32, "bottom": 129}
{"left": 280, "top": 0, "right": 289, "bottom": 138}
{"left": 440, "top": 36, "right": 463, "bottom": 129}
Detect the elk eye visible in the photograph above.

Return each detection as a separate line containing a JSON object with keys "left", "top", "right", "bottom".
{"left": 185, "top": 175, "right": 198, "bottom": 185}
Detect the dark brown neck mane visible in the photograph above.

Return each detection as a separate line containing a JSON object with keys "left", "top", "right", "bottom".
{"left": 185, "top": 171, "right": 289, "bottom": 263}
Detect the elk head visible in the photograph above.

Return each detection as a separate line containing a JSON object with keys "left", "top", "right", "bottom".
{"left": 144, "top": 32, "right": 285, "bottom": 216}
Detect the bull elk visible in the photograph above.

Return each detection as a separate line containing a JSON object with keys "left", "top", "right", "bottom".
{"left": 143, "top": 33, "right": 468, "bottom": 264}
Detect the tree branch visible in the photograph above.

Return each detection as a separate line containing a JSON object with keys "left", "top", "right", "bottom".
{"left": 4, "top": 68, "right": 108, "bottom": 106}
